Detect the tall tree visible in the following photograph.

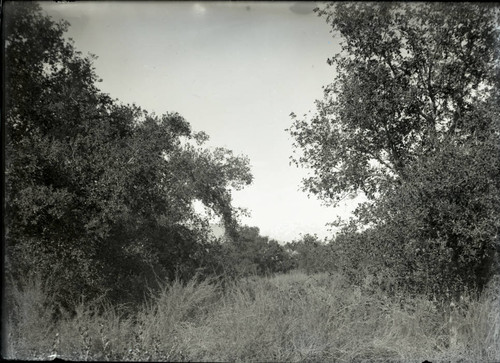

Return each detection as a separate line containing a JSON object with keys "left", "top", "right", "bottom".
{"left": 4, "top": 2, "right": 252, "bottom": 307}
{"left": 290, "top": 3, "right": 499, "bottom": 202}
{"left": 289, "top": 3, "right": 500, "bottom": 297}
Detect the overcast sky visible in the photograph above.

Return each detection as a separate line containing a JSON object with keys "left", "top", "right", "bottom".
{"left": 41, "top": 1, "right": 363, "bottom": 242}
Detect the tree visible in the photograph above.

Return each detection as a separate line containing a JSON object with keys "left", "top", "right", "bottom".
{"left": 4, "top": 2, "right": 253, "bottom": 308}
{"left": 225, "top": 226, "right": 294, "bottom": 277}
{"left": 286, "top": 234, "right": 337, "bottom": 274}
{"left": 289, "top": 3, "right": 500, "bottom": 298}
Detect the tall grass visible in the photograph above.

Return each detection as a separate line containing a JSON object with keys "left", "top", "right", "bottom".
{"left": 4, "top": 271, "right": 499, "bottom": 362}
{"left": 3, "top": 275, "right": 59, "bottom": 360}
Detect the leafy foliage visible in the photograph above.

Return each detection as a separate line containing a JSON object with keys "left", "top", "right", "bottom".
{"left": 226, "top": 226, "right": 295, "bottom": 277}
{"left": 289, "top": 2, "right": 500, "bottom": 298}
{"left": 4, "top": 2, "right": 253, "bottom": 308}
{"left": 285, "top": 234, "right": 337, "bottom": 274}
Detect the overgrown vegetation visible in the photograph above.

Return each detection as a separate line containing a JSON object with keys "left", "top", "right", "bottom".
{"left": 3, "top": 0, "right": 296, "bottom": 331}
{"left": 289, "top": 2, "right": 500, "bottom": 300}
{"left": 4, "top": 272, "right": 500, "bottom": 362}
{"left": 4, "top": 2, "right": 500, "bottom": 361}
{"left": 4, "top": 1, "right": 255, "bottom": 309}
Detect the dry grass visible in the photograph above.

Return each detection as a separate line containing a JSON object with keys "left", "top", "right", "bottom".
{"left": 4, "top": 271, "right": 499, "bottom": 362}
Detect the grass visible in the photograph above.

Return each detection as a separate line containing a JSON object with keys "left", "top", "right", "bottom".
{"left": 3, "top": 271, "right": 499, "bottom": 362}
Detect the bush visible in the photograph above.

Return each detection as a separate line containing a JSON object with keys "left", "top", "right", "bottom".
{"left": 285, "top": 234, "right": 337, "bottom": 274}
{"left": 5, "top": 2, "right": 253, "bottom": 311}
{"left": 352, "top": 136, "right": 499, "bottom": 300}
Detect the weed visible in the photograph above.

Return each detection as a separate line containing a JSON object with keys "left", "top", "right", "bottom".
{"left": 4, "top": 272, "right": 499, "bottom": 362}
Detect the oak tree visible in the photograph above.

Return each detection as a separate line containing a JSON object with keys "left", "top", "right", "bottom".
{"left": 289, "top": 3, "right": 500, "bottom": 297}
{"left": 4, "top": 2, "right": 252, "bottom": 307}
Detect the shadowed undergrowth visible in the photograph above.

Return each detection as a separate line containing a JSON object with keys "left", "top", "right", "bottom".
{"left": 3, "top": 271, "right": 499, "bottom": 362}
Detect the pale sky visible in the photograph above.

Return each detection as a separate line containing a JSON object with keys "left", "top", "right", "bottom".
{"left": 41, "top": 1, "right": 363, "bottom": 242}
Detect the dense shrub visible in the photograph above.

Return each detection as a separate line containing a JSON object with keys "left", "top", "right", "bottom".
{"left": 330, "top": 127, "right": 500, "bottom": 301}
{"left": 285, "top": 234, "right": 337, "bottom": 274}
{"left": 4, "top": 2, "right": 252, "bottom": 310}
{"left": 226, "top": 226, "right": 296, "bottom": 278}
{"left": 289, "top": 2, "right": 500, "bottom": 301}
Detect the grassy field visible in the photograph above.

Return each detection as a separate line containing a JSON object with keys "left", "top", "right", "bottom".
{"left": 3, "top": 271, "right": 499, "bottom": 362}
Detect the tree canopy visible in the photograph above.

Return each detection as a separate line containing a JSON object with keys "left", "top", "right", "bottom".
{"left": 5, "top": 2, "right": 253, "bottom": 307}
{"left": 289, "top": 3, "right": 500, "bottom": 298}
{"left": 290, "top": 3, "right": 499, "bottom": 203}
